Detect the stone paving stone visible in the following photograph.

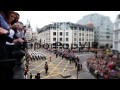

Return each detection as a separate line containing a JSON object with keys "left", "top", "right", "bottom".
{"left": 57, "top": 65, "right": 65, "bottom": 68}
{"left": 56, "top": 68, "right": 64, "bottom": 72}
{"left": 30, "top": 70, "right": 38, "bottom": 74}
{"left": 65, "top": 66, "right": 75, "bottom": 70}
{"left": 29, "top": 66, "right": 36, "bottom": 69}
{"left": 35, "top": 67, "right": 44, "bottom": 71}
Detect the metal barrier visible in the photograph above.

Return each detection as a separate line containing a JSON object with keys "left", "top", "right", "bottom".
{"left": 0, "top": 59, "right": 17, "bottom": 79}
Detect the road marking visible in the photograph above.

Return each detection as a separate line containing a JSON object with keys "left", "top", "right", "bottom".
{"left": 42, "top": 73, "right": 60, "bottom": 79}
{"left": 32, "top": 59, "right": 58, "bottom": 79}
{"left": 82, "top": 61, "right": 89, "bottom": 72}
{"left": 71, "top": 76, "right": 76, "bottom": 79}
{"left": 29, "top": 59, "right": 48, "bottom": 72}
{"left": 28, "top": 52, "right": 57, "bottom": 72}
{"left": 67, "top": 68, "right": 75, "bottom": 72}
{"left": 45, "top": 60, "right": 64, "bottom": 77}
{"left": 29, "top": 49, "right": 77, "bottom": 79}
{"left": 61, "top": 61, "right": 69, "bottom": 73}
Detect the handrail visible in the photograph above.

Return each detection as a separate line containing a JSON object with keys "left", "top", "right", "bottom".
{"left": 0, "top": 59, "right": 16, "bottom": 62}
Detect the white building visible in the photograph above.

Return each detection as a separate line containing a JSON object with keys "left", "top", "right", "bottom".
{"left": 37, "top": 22, "right": 95, "bottom": 49}
{"left": 32, "top": 32, "right": 37, "bottom": 41}
{"left": 25, "top": 20, "right": 36, "bottom": 42}
{"left": 113, "top": 14, "right": 120, "bottom": 54}
{"left": 25, "top": 28, "right": 32, "bottom": 41}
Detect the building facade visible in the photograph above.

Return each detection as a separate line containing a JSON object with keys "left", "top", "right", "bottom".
{"left": 25, "top": 21, "right": 37, "bottom": 42}
{"left": 77, "top": 13, "right": 113, "bottom": 48}
{"left": 37, "top": 22, "right": 94, "bottom": 49}
{"left": 113, "top": 14, "right": 120, "bottom": 54}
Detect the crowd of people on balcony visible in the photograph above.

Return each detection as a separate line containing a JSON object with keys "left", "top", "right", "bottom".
{"left": 0, "top": 11, "right": 29, "bottom": 79}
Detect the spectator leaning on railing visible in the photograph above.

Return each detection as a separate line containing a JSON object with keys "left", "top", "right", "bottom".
{"left": 0, "top": 11, "right": 24, "bottom": 59}
{"left": 0, "top": 11, "right": 25, "bottom": 79}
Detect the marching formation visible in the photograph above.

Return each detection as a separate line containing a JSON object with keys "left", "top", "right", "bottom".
{"left": 28, "top": 50, "right": 46, "bottom": 61}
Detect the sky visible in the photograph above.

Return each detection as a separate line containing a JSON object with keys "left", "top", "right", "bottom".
{"left": 16, "top": 11, "right": 120, "bottom": 31}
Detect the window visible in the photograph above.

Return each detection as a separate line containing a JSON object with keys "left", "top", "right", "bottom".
{"left": 115, "top": 32, "right": 118, "bottom": 40}
{"left": 107, "top": 28, "right": 109, "bottom": 30}
{"left": 60, "top": 32, "right": 62, "bottom": 36}
{"left": 53, "top": 32, "right": 56, "bottom": 36}
{"left": 60, "top": 38, "right": 62, "bottom": 41}
{"left": 74, "top": 27, "right": 77, "bottom": 30}
{"left": 82, "top": 28, "right": 84, "bottom": 31}
{"left": 115, "top": 23, "right": 119, "bottom": 30}
{"left": 119, "top": 23, "right": 120, "bottom": 29}
{"left": 79, "top": 33, "right": 81, "bottom": 36}
{"left": 114, "top": 42, "right": 118, "bottom": 50}
{"left": 74, "top": 38, "right": 76, "bottom": 41}
{"left": 74, "top": 33, "right": 76, "bottom": 36}
{"left": 82, "top": 33, "right": 84, "bottom": 36}
{"left": 82, "top": 38, "right": 84, "bottom": 41}
{"left": 91, "top": 29, "right": 93, "bottom": 32}
{"left": 79, "top": 42, "right": 81, "bottom": 46}
{"left": 66, "top": 32, "right": 69, "bottom": 36}
{"left": 106, "top": 36, "right": 110, "bottom": 39}
{"left": 79, "top": 38, "right": 81, "bottom": 41}
{"left": 66, "top": 38, "right": 68, "bottom": 41}
{"left": 106, "top": 32, "right": 110, "bottom": 34}
{"left": 53, "top": 38, "right": 56, "bottom": 41}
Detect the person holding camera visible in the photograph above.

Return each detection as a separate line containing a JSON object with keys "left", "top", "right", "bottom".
{"left": 0, "top": 11, "right": 25, "bottom": 59}
{"left": 0, "top": 11, "right": 25, "bottom": 79}
{"left": 5, "top": 11, "right": 24, "bottom": 59}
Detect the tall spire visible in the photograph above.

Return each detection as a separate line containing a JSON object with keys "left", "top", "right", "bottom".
{"left": 28, "top": 20, "right": 31, "bottom": 28}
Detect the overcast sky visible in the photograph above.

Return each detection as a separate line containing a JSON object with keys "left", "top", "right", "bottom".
{"left": 16, "top": 11, "right": 120, "bottom": 31}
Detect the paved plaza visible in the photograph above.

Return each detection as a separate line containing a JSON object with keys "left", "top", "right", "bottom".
{"left": 28, "top": 48, "right": 95, "bottom": 79}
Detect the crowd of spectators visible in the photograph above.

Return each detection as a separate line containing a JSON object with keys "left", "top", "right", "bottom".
{"left": 87, "top": 53, "right": 120, "bottom": 79}
{"left": 0, "top": 11, "right": 29, "bottom": 79}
